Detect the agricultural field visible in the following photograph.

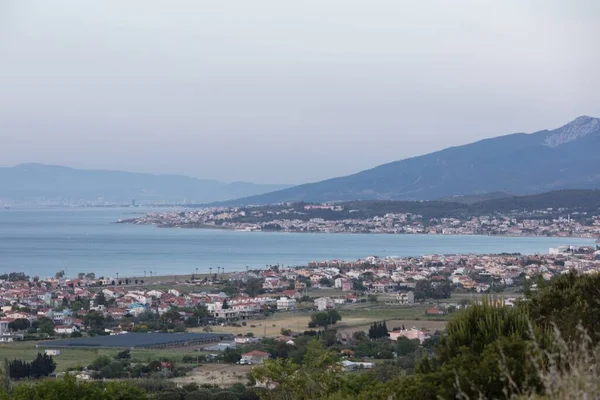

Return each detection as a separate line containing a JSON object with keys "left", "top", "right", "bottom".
{"left": 172, "top": 364, "right": 252, "bottom": 387}
{"left": 191, "top": 301, "right": 448, "bottom": 337}
{"left": 0, "top": 341, "right": 201, "bottom": 372}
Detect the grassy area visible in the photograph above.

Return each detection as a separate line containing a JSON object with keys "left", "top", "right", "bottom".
{"left": 0, "top": 342, "right": 117, "bottom": 371}
{"left": 191, "top": 301, "right": 449, "bottom": 337}
{"left": 0, "top": 342, "right": 201, "bottom": 372}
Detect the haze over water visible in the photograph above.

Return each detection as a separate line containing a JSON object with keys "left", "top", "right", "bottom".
{"left": 0, "top": 208, "right": 594, "bottom": 278}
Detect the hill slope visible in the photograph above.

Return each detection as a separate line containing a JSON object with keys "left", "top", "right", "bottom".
{"left": 222, "top": 116, "right": 600, "bottom": 205}
{"left": 0, "top": 164, "right": 291, "bottom": 204}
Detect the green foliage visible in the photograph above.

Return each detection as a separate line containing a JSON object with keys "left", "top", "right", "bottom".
{"left": 367, "top": 294, "right": 378, "bottom": 303}
{"left": 252, "top": 273, "right": 600, "bottom": 400}
{"left": 309, "top": 310, "right": 341, "bottom": 328}
{"left": 8, "top": 318, "right": 30, "bottom": 332}
{"left": 368, "top": 321, "right": 388, "bottom": 339}
{"left": 394, "top": 337, "right": 420, "bottom": 356}
{"left": 116, "top": 349, "right": 131, "bottom": 360}
{"left": 8, "top": 353, "right": 55, "bottom": 380}
{"left": 223, "top": 348, "right": 242, "bottom": 364}
{"left": 524, "top": 271, "right": 600, "bottom": 344}
{"left": 414, "top": 280, "right": 452, "bottom": 301}
{"left": 438, "top": 296, "right": 531, "bottom": 362}
{"left": 251, "top": 339, "right": 343, "bottom": 400}
{"left": 3, "top": 374, "right": 147, "bottom": 400}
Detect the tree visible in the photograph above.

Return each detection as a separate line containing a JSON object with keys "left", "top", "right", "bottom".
{"left": 95, "top": 291, "right": 107, "bottom": 306}
{"left": 368, "top": 321, "right": 389, "bottom": 339}
{"left": 310, "top": 310, "right": 341, "bottom": 328}
{"left": 319, "top": 278, "right": 333, "bottom": 287}
{"left": 8, "top": 318, "right": 30, "bottom": 332}
{"left": 222, "top": 348, "right": 242, "bottom": 364}
{"left": 394, "top": 337, "right": 420, "bottom": 356}
{"left": 367, "top": 294, "right": 378, "bottom": 303}
{"left": 524, "top": 271, "right": 600, "bottom": 344}
{"left": 8, "top": 359, "right": 31, "bottom": 380}
{"left": 55, "top": 270, "right": 65, "bottom": 279}
{"left": 84, "top": 311, "right": 106, "bottom": 332}
{"left": 161, "top": 310, "right": 181, "bottom": 325}
{"left": 7, "top": 374, "right": 147, "bottom": 399}
{"left": 222, "top": 299, "right": 230, "bottom": 310}
{"left": 116, "top": 350, "right": 131, "bottom": 360}
{"left": 30, "top": 353, "right": 56, "bottom": 378}
{"left": 33, "top": 317, "right": 55, "bottom": 336}
{"left": 77, "top": 272, "right": 86, "bottom": 280}
{"left": 251, "top": 339, "right": 343, "bottom": 400}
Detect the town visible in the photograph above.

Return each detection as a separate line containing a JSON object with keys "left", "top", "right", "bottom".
{"left": 120, "top": 202, "right": 600, "bottom": 238}
{"left": 0, "top": 245, "right": 599, "bottom": 397}
{"left": 0, "top": 243, "right": 597, "bottom": 341}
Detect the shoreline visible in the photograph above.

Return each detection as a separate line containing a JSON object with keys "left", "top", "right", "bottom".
{"left": 117, "top": 221, "right": 599, "bottom": 241}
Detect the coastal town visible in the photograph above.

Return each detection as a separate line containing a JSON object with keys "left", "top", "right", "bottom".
{"left": 0, "top": 244, "right": 599, "bottom": 396}
{"left": 1, "top": 243, "right": 598, "bottom": 343}
{"left": 119, "top": 203, "right": 600, "bottom": 238}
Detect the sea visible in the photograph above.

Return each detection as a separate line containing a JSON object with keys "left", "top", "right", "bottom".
{"left": 0, "top": 207, "right": 594, "bottom": 278}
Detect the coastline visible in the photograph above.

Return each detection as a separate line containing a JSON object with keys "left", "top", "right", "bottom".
{"left": 116, "top": 221, "right": 599, "bottom": 242}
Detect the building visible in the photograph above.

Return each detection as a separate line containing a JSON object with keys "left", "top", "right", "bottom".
{"left": 341, "top": 280, "right": 353, "bottom": 292}
{"left": 397, "top": 291, "right": 414, "bottom": 304}
{"left": 314, "top": 297, "right": 335, "bottom": 311}
{"left": 241, "top": 350, "right": 269, "bottom": 365}
{"left": 389, "top": 327, "right": 430, "bottom": 343}
{"left": 55, "top": 325, "right": 78, "bottom": 335}
{"left": 276, "top": 297, "right": 297, "bottom": 311}
{"left": 341, "top": 360, "right": 375, "bottom": 371}
{"left": 45, "top": 349, "right": 61, "bottom": 356}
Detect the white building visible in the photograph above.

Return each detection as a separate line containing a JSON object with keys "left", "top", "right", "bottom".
{"left": 241, "top": 351, "right": 269, "bottom": 365}
{"left": 45, "top": 349, "right": 61, "bottom": 356}
{"left": 55, "top": 325, "right": 78, "bottom": 335}
{"left": 276, "top": 297, "right": 296, "bottom": 311}
{"left": 397, "top": 291, "right": 415, "bottom": 304}
{"left": 314, "top": 297, "right": 335, "bottom": 311}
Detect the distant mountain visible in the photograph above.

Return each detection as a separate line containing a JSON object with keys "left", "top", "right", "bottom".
{"left": 0, "top": 164, "right": 291, "bottom": 204}
{"left": 221, "top": 116, "right": 600, "bottom": 205}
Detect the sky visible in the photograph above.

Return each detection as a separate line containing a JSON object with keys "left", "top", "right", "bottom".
{"left": 0, "top": 1, "right": 599, "bottom": 184}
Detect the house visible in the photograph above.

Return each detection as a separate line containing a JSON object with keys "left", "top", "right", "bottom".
{"left": 45, "top": 349, "right": 61, "bottom": 356}
{"left": 314, "top": 297, "right": 335, "bottom": 311}
{"left": 240, "top": 350, "right": 269, "bottom": 365}
{"left": 389, "top": 327, "right": 431, "bottom": 343}
{"left": 0, "top": 320, "right": 11, "bottom": 335}
{"left": 281, "top": 290, "right": 302, "bottom": 299}
{"left": 234, "top": 336, "right": 260, "bottom": 344}
{"left": 341, "top": 360, "right": 375, "bottom": 371}
{"left": 425, "top": 306, "right": 445, "bottom": 315}
{"left": 341, "top": 280, "right": 353, "bottom": 292}
{"left": 55, "top": 325, "right": 78, "bottom": 335}
{"left": 397, "top": 291, "right": 415, "bottom": 304}
{"left": 276, "top": 297, "right": 296, "bottom": 311}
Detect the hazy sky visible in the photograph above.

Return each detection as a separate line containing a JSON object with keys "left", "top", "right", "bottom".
{"left": 1, "top": 1, "right": 599, "bottom": 184}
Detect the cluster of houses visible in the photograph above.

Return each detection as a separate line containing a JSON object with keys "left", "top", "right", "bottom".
{"left": 0, "top": 245, "right": 598, "bottom": 342}
{"left": 126, "top": 205, "right": 600, "bottom": 238}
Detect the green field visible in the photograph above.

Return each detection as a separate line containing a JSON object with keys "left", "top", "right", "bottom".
{"left": 0, "top": 342, "right": 201, "bottom": 372}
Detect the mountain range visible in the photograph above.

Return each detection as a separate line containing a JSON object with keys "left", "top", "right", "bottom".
{"left": 0, "top": 164, "right": 291, "bottom": 204}
{"left": 220, "top": 116, "right": 600, "bottom": 205}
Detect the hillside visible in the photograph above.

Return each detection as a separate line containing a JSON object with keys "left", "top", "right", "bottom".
{"left": 0, "top": 164, "right": 291, "bottom": 204}
{"left": 230, "top": 189, "right": 600, "bottom": 222}
{"left": 221, "top": 116, "right": 600, "bottom": 205}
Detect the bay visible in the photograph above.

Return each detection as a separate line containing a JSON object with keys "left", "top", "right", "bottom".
{"left": 0, "top": 207, "right": 594, "bottom": 278}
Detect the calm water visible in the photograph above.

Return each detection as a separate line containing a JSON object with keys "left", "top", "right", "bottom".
{"left": 0, "top": 207, "right": 594, "bottom": 278}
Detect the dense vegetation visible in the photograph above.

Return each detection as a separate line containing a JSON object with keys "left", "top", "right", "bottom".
{"left": 251, "top": 272, "right": 600, "bottom": 399}
{"left": 225, "top": 189, "right": 600, "bottom": 223}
